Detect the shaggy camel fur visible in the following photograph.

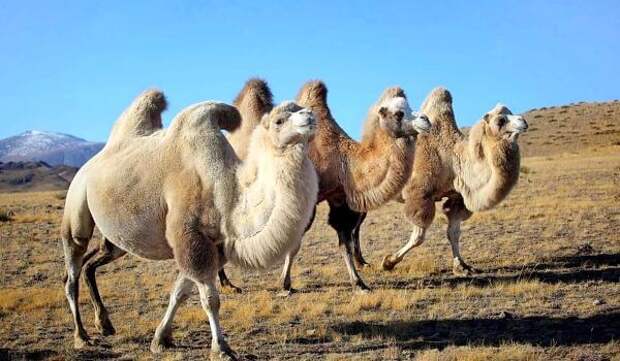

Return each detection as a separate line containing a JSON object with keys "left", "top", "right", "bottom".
{"left": 60, "top": 90, "right": 318, "bottom": 360}
{"left": 219, "top": 80, "right": 431, "bottom": 293}
{"left": 380, "top": 87, "right": 528, "bottom": 274}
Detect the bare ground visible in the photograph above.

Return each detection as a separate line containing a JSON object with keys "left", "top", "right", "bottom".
{"left": 1, "top": 144, "right": 619, "bottom": 361}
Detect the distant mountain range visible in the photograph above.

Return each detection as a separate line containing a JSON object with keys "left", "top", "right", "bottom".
{"left": 0, "top": 130, "right": 104, "bottom": 167}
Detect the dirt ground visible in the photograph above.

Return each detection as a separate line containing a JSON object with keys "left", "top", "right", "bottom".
{"left": 1, "top": 144, "right": 619, "bottom": 360}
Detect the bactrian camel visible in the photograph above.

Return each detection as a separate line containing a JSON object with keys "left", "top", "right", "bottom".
{"left": 60, "top": 89, "right": 318, "bottom": 360}
{"left": 378, "top": 87, "right": 528, "bottom": 274}
{"left": 219, "top": 79, "right": 431, "bottom": 294}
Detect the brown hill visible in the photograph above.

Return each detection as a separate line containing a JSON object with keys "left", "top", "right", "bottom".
{"left": 519, "top": 100, "right": 620, "bottom": 157}
{"left": 0, "top": 161, "right": 76, "bottom": 193}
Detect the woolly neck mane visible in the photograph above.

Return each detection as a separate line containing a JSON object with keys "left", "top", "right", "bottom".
{"left": 454, "top": 119, "right": 521, "bottom": 212}
{"left": 225, "top": 125, "right": 317, "bottom": 269}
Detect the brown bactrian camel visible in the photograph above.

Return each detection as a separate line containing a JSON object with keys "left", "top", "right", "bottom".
{"left": 60, "top": 90, "right": 318, "bottom": 360}
{"left": 218, "top": 79, "right": 431, "bottom": 294}
{"left": 378, "top": 87, "right": 528, "bottom": 274}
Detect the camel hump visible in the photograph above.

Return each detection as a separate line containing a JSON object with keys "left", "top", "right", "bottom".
{"left": 420, "top": 87, "right": 458, "bottom": 130}
{"left": 379, "top": 86, "right": 407, "bottom": 103}
{"left": 170, "top": 101, "right": 241, "bottom": 134}
{"left": 234, "top": 78, "right": 273, "bottom": 111}
{"left": 108, "top": 89, "right": 168, "bottom": 142}
{"left": 296, "top": 80, "right": 328, "bottom": 108}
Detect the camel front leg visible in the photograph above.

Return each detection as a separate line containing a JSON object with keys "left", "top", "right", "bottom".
{"left": 352, "top": 212, "right": 370, "bottom": 268}
{"left": 339, "top": 231, "right": 371, "bottom": 293}
{"left": 151, "top": 274, "right": 194, "bottom": 353}
{"left": 382, "top": 225, "right": 426, "bottom": 270}
{"left": 278, "top": 242, "right": 301, "bottom": 296}
{"left": 442, "top": 195, "right": 476, "bottom": 276}
{"left": 196, "top": 279, "right": 237, "bottom": 360}
{"left": 218, "top": 269, "right": 242, "bottom": 294}
{"left": 329, "top": 202, "right": 370, "bottom": 293}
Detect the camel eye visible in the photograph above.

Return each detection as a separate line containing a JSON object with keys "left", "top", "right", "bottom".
{"left": 497, "top": 116, "right": 506, "bottom": 126}
{"left": 275, "top": 118, "right": 284, "bottom": 126}
{"left": 394, "top": 111, "right": 404, "bottom": 122}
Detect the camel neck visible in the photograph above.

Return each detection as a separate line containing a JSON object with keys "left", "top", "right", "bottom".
{"left": 341, "top": 128, "right": 414, "bottom": 212}
{"left": 454, "top": 131, "right": 520, "bottom": 212}
{"left": 225, "top": 129, "right": 318, "bottom": 270}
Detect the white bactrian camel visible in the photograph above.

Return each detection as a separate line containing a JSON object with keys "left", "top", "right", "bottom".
{"left": 60, "top": 90, "right": 318, "bottom": 360}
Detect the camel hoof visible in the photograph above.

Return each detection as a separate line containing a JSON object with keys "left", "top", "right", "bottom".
{"left": 382, "top": 255, "right": 397, "bottom": 271}
{"left": 74, "top": 334, "right": 94, "bottom": 349}
{"left": 95, "top": 318, "right": 116, "bottom": 336}
{"left": 354, "top": 280, "right": 372, "bottom": 294}
{"left": 452, "top": 262, "right": 479, "bottom": 276}
{"left": 277, "top": 288, "right": 297, "bottom": 298}
{"left": 150, "top": 337, "right": 175, "bottom": 354}
{"left": 355, "top": 261, "right": 373, "bottom": 269}
{"left": 222, "top": 284, "right": 243, "bottom": 294}
{"left": 211, "top": 343, "right": 239, "bottom": 361}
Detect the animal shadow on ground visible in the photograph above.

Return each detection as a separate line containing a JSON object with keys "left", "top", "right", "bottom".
{"left": 0, "top": 349, "right": 56, "bottom": 361}
{"left": 372, "top": 253, "right": 620, "bottom": 290}
{"left": 332, "top": 313, "right": 620, "bottom": 353}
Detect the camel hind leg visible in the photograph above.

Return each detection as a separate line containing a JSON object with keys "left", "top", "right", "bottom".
{"left": 62, "top": 235, "right": 92, "bottom": 348}
{"left": 83, "top": 238, "right": 126, "bottom": 335}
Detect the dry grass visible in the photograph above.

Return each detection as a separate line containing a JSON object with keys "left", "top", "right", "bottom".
{"left": 0, "top": 108, "right": 619, "bottom": 359}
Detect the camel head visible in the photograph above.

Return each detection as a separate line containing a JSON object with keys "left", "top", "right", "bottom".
{"left": 260, "top": 101, "right": 316, "bottom": 149}
{"left": 378, "top": 97, "right": 431, "bottom": 138}
{"left": 482, "top": 104, "right": 528, "bottom": 142}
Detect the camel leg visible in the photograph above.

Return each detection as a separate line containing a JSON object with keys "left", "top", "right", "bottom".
{"left": 351, "top": 212, "right": 370, "bottom": 268}
{"left": 62, "top": 237, "right": 91, "bottom": 349}
{"left": 383, "top": 195, "right": 435, "bottom": 271}
{"left": 218, "top": 269, "right": 242, "bottom": 294}
{"left": 382, "top": 225, "right": 426, "bottom": 270}
{"left": 278, "top": 242, "right": 301, "bottom": 296}
{"left": 151, "top": 274, "right": 194, "bottom": 353}
{"left": 442, "top": 195, "right": 475, "bottom": 275}
{"left": 195, "top": 278, "right": 237, "bottom": 360}
{"left": 83, "top": 238, "right": 126, "bottom": 336}
{"left": 277, "top": 205, "right": 315, "bottom": 296}
{"left": 164, "top": 210, "right": 236, "bottom": 360}
{"left": 329, "top": 202, "right": 370, "bottom": 293}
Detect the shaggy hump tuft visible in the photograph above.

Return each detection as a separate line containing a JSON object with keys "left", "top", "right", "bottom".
{"left": 233, "top": 78, "right": 273, "bottom": 110}
{"left": 141, "top": 89, "right": 168, "bottom": 114}
{"left": 296, "top": 80, "right": 328, "bottom": 107}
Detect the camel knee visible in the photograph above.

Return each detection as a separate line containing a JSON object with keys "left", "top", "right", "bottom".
{"left": 442, "top": 195, "right": 472, "bottom": 221}
{"left": 405, "top": 197, "right": 435, "bottom": 229}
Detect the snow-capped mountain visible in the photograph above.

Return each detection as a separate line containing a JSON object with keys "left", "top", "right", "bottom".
{"left": 0, "top": 130, "right": 104, "bottom": 167}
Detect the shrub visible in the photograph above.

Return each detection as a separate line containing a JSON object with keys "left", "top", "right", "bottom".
{"left": 0, "top": 209, "right": 14, "bottom": 222}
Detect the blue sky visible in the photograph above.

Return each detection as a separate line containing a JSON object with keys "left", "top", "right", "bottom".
{"left": 0, "top": 1, "right": 618, "bottom": 142}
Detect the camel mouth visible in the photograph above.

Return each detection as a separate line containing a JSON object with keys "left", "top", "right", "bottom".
{"left": 290, "top": 109, "right": 317, "bottom": 138}
{"left": 404, "top": 112, "right": 431, "bottom": 135}
{"left": 506, "top": 115, "right": 528, "bottom": 134}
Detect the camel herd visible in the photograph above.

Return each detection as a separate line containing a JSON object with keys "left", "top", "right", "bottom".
{"left": 60, "top": 79, "right": 528, "bottom": 359}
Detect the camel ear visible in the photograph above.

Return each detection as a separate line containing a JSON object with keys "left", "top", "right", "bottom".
{"left": 378, "top": 106, "right": 388, "bottom": 118}
{"left": 260, "top": 114, "right": 270, "bottom": 129}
